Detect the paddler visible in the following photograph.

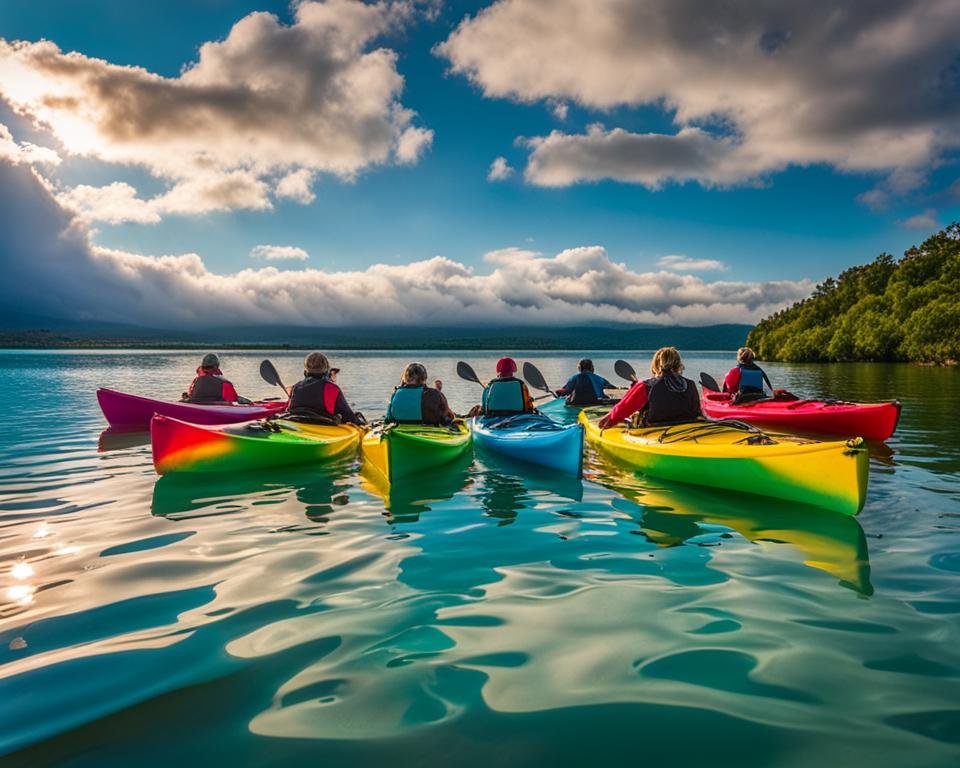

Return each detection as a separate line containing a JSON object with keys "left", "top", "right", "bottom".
{"left": 386, "top": 363, "right": 457, "bottom": 425}
{"left": 480, "top": 357, "right": 536, "bottom": 415}
{"left": 598, "top": 347, "right": 701, "bottom": 428}
{"left": 555, "top": 358, "right": 616, "bottom": 405}
{"left": 182, "top": 353, "right": 241, "bottom": 404}
{"left": 723, "top": 347, "right": 773, "bottom": 400}
{"left": 286, "top": 352, "right": 364, "bottom": 425}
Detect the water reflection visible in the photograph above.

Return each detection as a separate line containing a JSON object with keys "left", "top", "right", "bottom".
{"left": 587, "top": 457, "right": 873, "bottom": 595}
{"left": 98, "top": 429, "right": 151, "bottom": 453}
{"left": 475, "top": 456, "right": 583, "bottom": 526}
{"left": 360, "top": 452, "right": 474, "bottom": 524}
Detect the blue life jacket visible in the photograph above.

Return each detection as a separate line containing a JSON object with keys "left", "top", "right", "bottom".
{"left": 386, "top": 385, "right": 424, "bottom": 422}
{"left": 738, "top": 365, "right": 766, "bottom": 394}
{"left": 483, "top": 377, "right": 525, "bottom": 415}
{"left": 566, "top": 371, "right": 604, "bottom": 405}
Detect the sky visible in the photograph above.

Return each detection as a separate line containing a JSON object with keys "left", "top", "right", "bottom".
{"left": 0, "top": 0, "right": 958, "bottom": 329}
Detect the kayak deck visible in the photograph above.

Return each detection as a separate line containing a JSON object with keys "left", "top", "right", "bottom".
{"left": 579, "top": 412, "right": 869, "bottom": 516}
{"left": 361, "top": 421, "right": 472, "bottom": 484}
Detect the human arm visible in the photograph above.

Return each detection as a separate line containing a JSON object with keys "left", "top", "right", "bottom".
{"left": 598, "top": 380, "right": 648, "bottom": 428}
{"left": 555, "top": 374, "right": 578, "bottom": 396}
{"left": 326, "top": 384, "right": 359, "bottom": 424}
{"left": 760, "top": 368, "right": 773, "bottom": 392}
{"left": 722, "top": 368, "right": 739, "bottom": 393}
{"left": 222, "top": 380, "right": 239, "bottom": 402}
{"left": 521, "top": 382, "right": 535, "bottom": 412}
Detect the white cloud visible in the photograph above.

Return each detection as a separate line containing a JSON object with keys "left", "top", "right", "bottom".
{"left": 487, "top": 156, "right": 514, "bottom": 181}
{"left": 898, "top": 209, "right": 938, "bottom": 230}
{"left": 57, "top": 182, "right": 161, "bottom": 224}
{"left": 250, "top": 244, "right": 310, "bottom": 261}
{"left": 657, "top": 255, "right": 728, "bottom": 272}
{"left": 438, "top": 0, "right": 960, "bottom": 192}
{"left": 0, "top": 122, "right": 59, "bottom": 166}
{"left": 275, "top": 169, "right": 316, "bottom": 204}
{"left": 548, "top": 100, "right": 568, "bottom": 121}
{"left": 0, "top": 156, "right": 814, "bottom": 329}
{"left": 0, "top": 0, "right": 432, "bottom": 221}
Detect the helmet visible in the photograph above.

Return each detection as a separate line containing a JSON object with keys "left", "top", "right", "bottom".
{"left": 496, "top": 357, "right": 517, "bottom": 375}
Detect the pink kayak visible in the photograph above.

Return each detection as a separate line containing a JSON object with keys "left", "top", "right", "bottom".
{"left": 97, "top": 388, "right": 286, "bottom": 431}
{"left": 700, "top": 386, "right": 900, "bottom": 441}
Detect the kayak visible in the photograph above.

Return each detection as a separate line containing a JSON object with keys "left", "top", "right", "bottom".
{"left": 98, "top": 387, "right": 285, "bottom": 431}
{"left": 579, "top": 411, "right": 869, "bottom": 516}
{"left": 700, "top": 385, "right": 900, "bottom": 441}
{"left": 537, "top": 394, "right": 622, "bottom": 425}
{"left": 471, "top": 413, "right": 583, "bottom": 476}
{"left": 151, "top": 414, "right": 363, "bottom": 475}
{"left": 362, "top": 421, "right": 472, "bottom": 484}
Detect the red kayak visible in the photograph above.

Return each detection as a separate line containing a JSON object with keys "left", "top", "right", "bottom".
{"left": 700, "top": 382, "right": 900, "bottom": 441}
{"left": 97, "top": 388, "right": 285, "bottom": 432}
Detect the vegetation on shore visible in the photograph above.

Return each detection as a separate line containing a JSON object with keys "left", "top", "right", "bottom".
{"left": 748, "top": 224, "right": 960, "bottom": 364}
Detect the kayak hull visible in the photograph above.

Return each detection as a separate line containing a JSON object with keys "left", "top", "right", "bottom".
{"left": 579, "top": 411, "right": 869, "bottom": 516}
{"left": 701, "top": 390, "right": 900, "bottom": 441}
{"left": 151, "top": 415, "right": 363, "bottom": 475}
{"left": 99, "top": 387, "right": 284, "bottom": 431}
{"left": 471, "top": 414, "right": 583, "bottom": 476}
{"left": 361, "top": 422, "right": 472, "bottom": 484}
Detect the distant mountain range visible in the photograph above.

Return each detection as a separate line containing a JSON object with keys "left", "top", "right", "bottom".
{"left": 0, "top": 312, "right": 752, "bottom": 350}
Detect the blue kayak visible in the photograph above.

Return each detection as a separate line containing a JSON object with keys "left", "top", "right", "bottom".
{"left": 471, "top": 413, "right": 584, "bottom": 476}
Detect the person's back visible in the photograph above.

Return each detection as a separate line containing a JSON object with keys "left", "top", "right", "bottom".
{"left": 184, "top": 353, "right": 238, "bottom": 404}
{"left": 642, "top": 371, "right": 701, "bottom": 426}
{"left": 287, "top": 352, "right": 361, "bottom": 424}
{"left": 481, "top": 358, "right": 534, "bottom": 416}
{"left": 386, "top": 363, "right": 455, "bottom": 426}
{"left": 599, "top": 347, "right": 701, "bottom": 428}
{"left": 723, "top": 347, "right": 772, "bottom": 399}
{"left": 557, "top": 359, "right": 614, "bottom": 405}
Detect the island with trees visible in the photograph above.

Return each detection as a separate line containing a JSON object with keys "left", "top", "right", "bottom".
{"left": 748, "top": 224, "right": 959, "bottom": 364}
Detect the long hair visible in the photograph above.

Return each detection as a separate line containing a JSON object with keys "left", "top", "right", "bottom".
{"left": 650, "top": 346, "right": 684, "bottom": 377}
{"left": 401, "top": 362, "right": 428, "bottom": 385}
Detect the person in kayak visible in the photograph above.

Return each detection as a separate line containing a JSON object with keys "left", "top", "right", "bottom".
{"left": 183, "top": 353, "right": 241, "bottom": 404}
{"left": 598, "top": 347, "right": 701, "bottom": 428}
{"left": 555, "top": 358, "right": 616, "bottom": 405}
{"left": 386, "top": 363, "right": 457, "bottom": 425}
{"left": 286, "top": 352, "right": 363, "bottom": 425}
{"left": 476, "top": 357, "right": 536, "bottom": 416}
{"left": 723, "top": 347, "right": 773, "bottom": 401}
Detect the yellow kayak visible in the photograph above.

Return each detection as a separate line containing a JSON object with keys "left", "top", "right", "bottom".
{"left": 579, "top": 411, "right": 869, "bottom": 515}
{"left": 361, "top": 421, "right": 472, "bottom": 484}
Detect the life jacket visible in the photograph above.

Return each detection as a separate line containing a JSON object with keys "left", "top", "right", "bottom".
{"left": 483, "top": 377, "right": 526, "bottom": 416}
{"left": 187, "top": 373, "right": 230, "bottom": 404}
{"left": 737, "top": 364, "right": 766, "bottom": 394}
{"left": 566, "top": 372, "right": 601, "bottom": 405}
{"left": 387, "top": 385, "right": 424, "bottom": 423}
{"left": 288, "top": 374, "right": 337, "bottom": 419}
{"left": 642, "top": 374, "right": 701, "bottom": 426}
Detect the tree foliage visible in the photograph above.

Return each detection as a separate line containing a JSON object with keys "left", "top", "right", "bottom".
{"left": 747, "top": 224, "right": 960, "bottom": 364}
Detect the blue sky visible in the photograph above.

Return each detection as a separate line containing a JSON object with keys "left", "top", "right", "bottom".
{"left": 0, "top": 1, "right": 958, "bottom": 327}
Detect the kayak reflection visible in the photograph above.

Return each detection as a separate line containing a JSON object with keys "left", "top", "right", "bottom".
{"left": 475, "top": 454, "right": 584, "bottom": 525}
{"left": 360, "top": 451, "right": 474, "bottom": 524}
{"left": 151, "top": 460, "right": 355, "bottom": 525}
{"left": 587, "top": 456, "right": 873, "bottom": 596}
{"left": 97, "top": 428, "right": 151, "bottom": 452}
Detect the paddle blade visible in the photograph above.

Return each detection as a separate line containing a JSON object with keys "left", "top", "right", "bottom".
{"left": 259, "top": 359, "right": 286, "bottom": 391}
{"left": 522, "top": 362, "right": 551, "bottom": 393}
{"left": 614, "top": 359, "right": 638, "bottom": 383}
{"left": 456, "top": 361, "right": 482, "bottom": 385}
{"left": 699, "top": 371, "right": 721, "bottom": 392}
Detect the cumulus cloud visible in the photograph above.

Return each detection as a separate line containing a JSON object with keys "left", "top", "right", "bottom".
{"left": 657, "top": 255, "right": 728, "bottom": 272}
{"left": 438, "top": 0, "right": 960, "bottom": 192}
{"left": 0, "top": 156, "right": 814, "bottom": 329}
{"left": 898, "top": 209, "right": 938, "bottom": 230}
{"left": 0, "top": 122, "right": 59, "bottom": 166}
{"left": 0, "top": 0, "right": 432, "bottom": 221}
{"left": 487, "top": 156, "right": 514, "bottom": 181}
{"left": 250, "top": 244, "right": 310, "bottom": 261}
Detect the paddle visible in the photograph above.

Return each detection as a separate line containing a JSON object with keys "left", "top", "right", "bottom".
{"left": 259, "top": 359, "right": 289, "bottom": 395}
{"left": 699, "top": 372, "right": 722, "bottom": 392}
{"left": 521, "top": 362, "right": 558, "bottom": 398}
{"left": 614, "top": 359, "right": 638, "bottom": 383}
{"left": 456, "top": 361, "right": 483, "bottom": 387}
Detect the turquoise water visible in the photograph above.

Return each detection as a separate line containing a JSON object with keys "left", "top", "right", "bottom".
{"left": 1, "top": 350, "right": 959, "bottom": 767}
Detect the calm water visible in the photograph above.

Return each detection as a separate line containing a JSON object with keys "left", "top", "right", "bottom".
{"left": 1, "top": 350, "right": 958, "bottom": 767}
